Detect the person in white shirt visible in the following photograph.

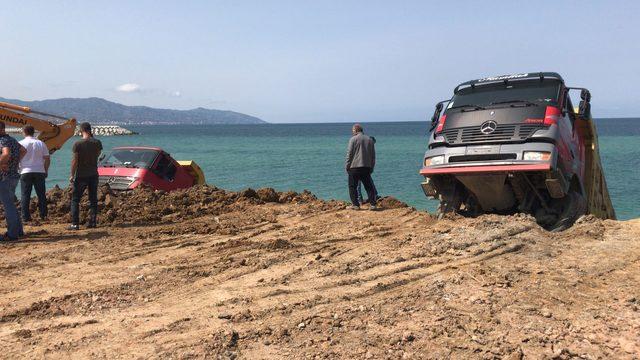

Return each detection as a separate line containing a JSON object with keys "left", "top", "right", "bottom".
{"left": 19, "top": 125, "right": 50, "bottom": 222}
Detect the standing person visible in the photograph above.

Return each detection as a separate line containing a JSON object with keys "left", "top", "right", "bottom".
{"left": 0, "top": 122, "right": 27, "bottom": 241}
{"left": 356, "top": 136, "right": 379, "bottom": 204}
{"left": 19, "top": 125, "right": 50, "bottom": 222}
{"left": 345, "top": 123, "right": 377, "bottom": 210}
{"left": 69, "top": 122, "right": 102, "bottom": 230}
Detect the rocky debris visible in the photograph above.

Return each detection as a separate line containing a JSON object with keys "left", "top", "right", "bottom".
{"left": 263, "top": 238, "right": 293, "bottom": 250}
{"left": 13, "top": 329, "right": 32, "bottom": 339}
{"left": 204, "top": 329, "right": 240, "bottom": 358}
{"left": 256, "top": 188, "right": 279, "bottom": 203}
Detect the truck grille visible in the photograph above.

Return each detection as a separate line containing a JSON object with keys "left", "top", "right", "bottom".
{"left": 99, "top": 176, "right": 136, "bottom": 190}
{"left": 441, "top": 124, "right": 543, "bottom": 144}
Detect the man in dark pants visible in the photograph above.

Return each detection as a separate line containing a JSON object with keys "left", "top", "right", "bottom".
{"left": 345, "top": 124, "right": 377, "bottom": 210}
{"left": 356, "top": 136, "right": 380, "bottom": 204}
{"left": 0, "top": 122, "right": 27, "bottom": 241}
{"left": 19, "top": 125, "right": 50, "bottom": 222}
{"left": 69, "top": 122, "right": 102, "bottom": 230}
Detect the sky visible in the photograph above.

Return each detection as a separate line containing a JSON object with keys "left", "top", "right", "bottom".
{"left": 2, "top": 0, "right": 640, "bottom": 123}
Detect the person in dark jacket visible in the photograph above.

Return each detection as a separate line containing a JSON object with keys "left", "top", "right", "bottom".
{"left": 68, "top": 122, "right": 103, "bottom": 230}
{"left": 356, "top": 136, "right": 380, "bottom": 204}
{"left": 345, "top": 124, "right": 377, "bottom": 210}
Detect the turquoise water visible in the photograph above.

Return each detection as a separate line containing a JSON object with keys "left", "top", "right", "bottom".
{"left": 42, "top": 120, "right": 639, "bottom": 220}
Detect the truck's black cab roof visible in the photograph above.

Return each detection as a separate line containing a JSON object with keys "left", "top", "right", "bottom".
{"left": 454, "top": 72, "right": 565, "bottom": 94}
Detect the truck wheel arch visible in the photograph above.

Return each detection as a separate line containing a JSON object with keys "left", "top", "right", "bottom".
{"left": 569, "top": 175, "right": 585, "bottom": 196}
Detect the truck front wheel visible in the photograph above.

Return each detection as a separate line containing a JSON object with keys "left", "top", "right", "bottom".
{"left": 546, "top": 191, "right": 587, "bottom": 231}
{"left": 436, "top": 186, "right": 464, "bottom": 219}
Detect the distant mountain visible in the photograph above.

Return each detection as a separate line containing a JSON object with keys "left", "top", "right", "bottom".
{"left": 0, "top": 97, "right": 266, "bottom": 125}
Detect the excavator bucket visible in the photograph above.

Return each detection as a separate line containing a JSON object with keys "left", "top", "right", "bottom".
{"left": 177, "top": 160, "right": 206, "bottom": 185}
{"left": 41, "top": 117, "right": 77, "bottom": 154}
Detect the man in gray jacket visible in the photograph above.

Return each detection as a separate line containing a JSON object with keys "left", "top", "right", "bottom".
{"left": 345, "top": 124, "right": 377, "bottom": 210}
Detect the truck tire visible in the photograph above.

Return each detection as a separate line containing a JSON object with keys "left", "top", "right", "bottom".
{"left": 436, "top": 191, "right": 463, "bottom": 219}
{"left": 549, "top": 191, "right": 587, "bottom": 232}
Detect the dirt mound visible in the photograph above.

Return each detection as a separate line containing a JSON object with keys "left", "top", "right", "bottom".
{"left": 11, "top": 184, "right": 333, "bottom": 226}
{"left": 256, "top": 188, "right": 279, "bottom": 202}
{"left": 377, "top": 196, "right": 409, "bottom": 209}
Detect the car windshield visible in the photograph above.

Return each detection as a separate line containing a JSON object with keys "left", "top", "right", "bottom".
{"left": 100, "top": 149, "right": 159, "bottom": 169}
{"left": 449, "top": 80, "right": 561, "bottom": 111}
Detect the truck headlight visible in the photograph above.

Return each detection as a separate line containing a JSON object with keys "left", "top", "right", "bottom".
{"left": 424, "top": 155, "right": 445, "bottom": 167}
{"left": 523, "top": 151, "right": 551, "bottom": 161}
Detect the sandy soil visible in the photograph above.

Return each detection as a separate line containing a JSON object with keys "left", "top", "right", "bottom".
{"left": 0, "top": 185, "right": 639, "bottom": 359}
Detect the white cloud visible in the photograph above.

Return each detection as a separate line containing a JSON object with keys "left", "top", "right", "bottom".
{"left": 116, "top": 83, "right": 141, "bottom": 93}
{"left": 172, "top": 91, "right": 181, "bottom": 97}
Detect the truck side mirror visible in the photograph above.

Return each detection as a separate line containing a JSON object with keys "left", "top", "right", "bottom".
{"left": 578, "top": 89, "right": 591, "bottom": 117}
{"left": 430, "top": 102, "right": 444, "bottom": 131}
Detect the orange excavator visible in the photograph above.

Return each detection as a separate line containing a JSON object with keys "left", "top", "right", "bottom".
{"left": 0, "top": 101, "right": 77, "bottom": 153}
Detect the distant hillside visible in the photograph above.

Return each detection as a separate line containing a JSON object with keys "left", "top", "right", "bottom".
{"left": 0, "top": 97, "right": 266, "bottom": 125}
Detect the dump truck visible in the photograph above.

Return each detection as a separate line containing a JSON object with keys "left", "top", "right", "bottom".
{"left": 98, "top": 146, "right": 205, "bottom": 191}
{"left": 0, "top": 101, "right": 77, "bottom": 153}
{"left": 420, "top": 72, "right": 615, "bottom": 230}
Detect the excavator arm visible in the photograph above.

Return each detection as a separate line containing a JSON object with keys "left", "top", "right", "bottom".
{"left": 0, "top": 101, "right": 77, "bottom": 154}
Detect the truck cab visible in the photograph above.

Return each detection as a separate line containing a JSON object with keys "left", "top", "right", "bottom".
{"left": 98, "top": 146, "right": 204, "bottom": 191}
{"left": 420, "top": 72, "right": 614, "bottom": 230}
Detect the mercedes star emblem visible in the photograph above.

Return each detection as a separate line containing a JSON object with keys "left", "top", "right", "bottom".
{"left": 480, "top": 120, "right": 498, "bottom": 134}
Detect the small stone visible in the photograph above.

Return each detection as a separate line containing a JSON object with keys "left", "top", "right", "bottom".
{"left": 402, "top": 332, "right": 415, "bottom": 342}
{"left": 297, "top": 322, "right": 306, "bottom": 329}
{"left": 136, "top": 275, "right": 145, "bottom": 281}
{"left": 218, "top": 313, "right": 232, "bottom": 320}
{"left": 541, "top": 309, "right": 552, "bottom": 318}
{"left": 505, "top": 348, "right": 523, "bottom": 360}
{"left": 13, "top": 329, "right": 32, "bottom": 339}
{"left": 619, "top": 338, "right": 637, "bottom": 354}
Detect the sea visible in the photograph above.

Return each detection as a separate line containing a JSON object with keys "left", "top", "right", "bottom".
{"left": 41, "top": 119, "right": 640, "bottom": 220}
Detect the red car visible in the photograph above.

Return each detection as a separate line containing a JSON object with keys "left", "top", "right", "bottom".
{"left": 98, "top": 146, "right": 205, "bottom": 191}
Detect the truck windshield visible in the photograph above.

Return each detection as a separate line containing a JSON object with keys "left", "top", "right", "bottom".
{"left": 449, "top": 81, "right": 561, "bottom": 110}
{"left": 100, "top": 149, "right": 159, "bottom": 169}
